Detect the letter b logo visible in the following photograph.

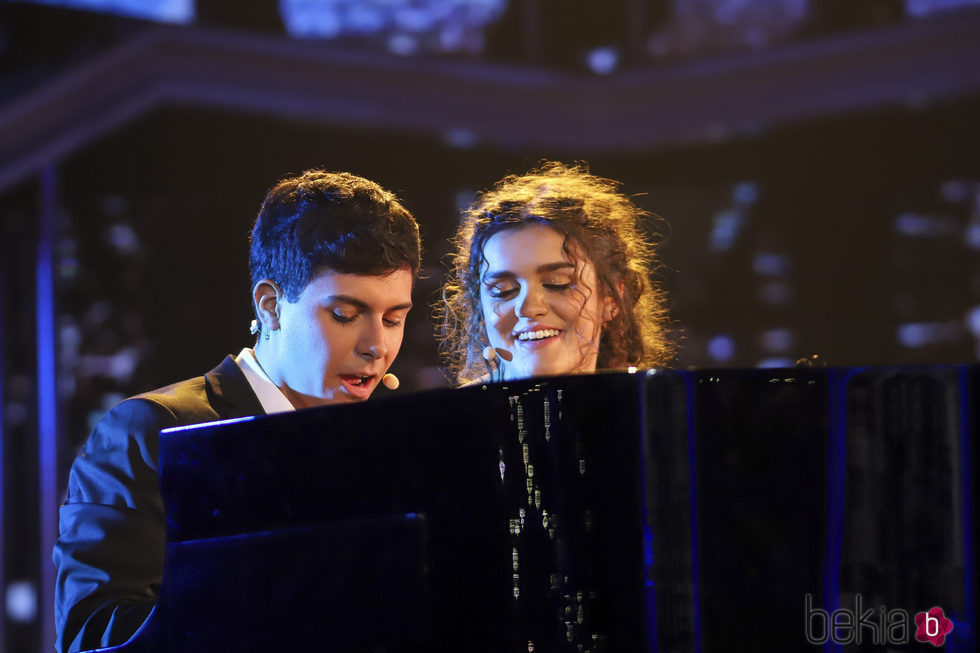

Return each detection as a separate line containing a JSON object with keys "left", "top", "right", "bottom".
{"left": 914, "top": 607, "right": 953, "bottom": 646}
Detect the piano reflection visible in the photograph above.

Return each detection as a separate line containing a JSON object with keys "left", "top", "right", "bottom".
{"left": 90, "top": 366, "right": 976, "bottom": 652}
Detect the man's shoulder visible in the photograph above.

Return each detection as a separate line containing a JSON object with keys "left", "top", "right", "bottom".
{"left": 81, "top": 375, "right": 210, "bottom": 457}
{"left": 133, "top": 374, "right": 211, "bottom": 418}
{"left": 94, "top": 357, "right": 244, "bottom": 438}
{"left": 69, "top": 357, "right": 245, "bottom": 506}
{"left": 130, "top": 355, "right": 247, "bottom": 426}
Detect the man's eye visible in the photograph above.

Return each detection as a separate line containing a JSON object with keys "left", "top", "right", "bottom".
{"left": 383, "top": 317, "right": 402, "bottom": 327}
{"left": 331, "top": 311, "right": 356, "bottom": 324}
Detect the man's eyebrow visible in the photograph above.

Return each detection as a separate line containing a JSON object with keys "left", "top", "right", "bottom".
{"left": 327, "top": 295, "right": 412, "bottom": 311}
{"left": 483, "top": 262, "right": 575, "bottom": 281}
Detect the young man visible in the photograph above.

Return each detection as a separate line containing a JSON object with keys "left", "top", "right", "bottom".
{"left": 53, "top": 170, "right": 421, "bottom": 653}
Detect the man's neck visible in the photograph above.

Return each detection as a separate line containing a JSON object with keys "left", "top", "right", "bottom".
{"left": 250, "top": 342, "right": 277, "bottom": 383}
{"left": 251, "top": 343, "right": 327, "bottom": 410}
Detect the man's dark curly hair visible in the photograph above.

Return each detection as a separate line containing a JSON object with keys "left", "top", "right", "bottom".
{"left": 438, "top": 161, "right": 673, "bottom": 385}
{"left": 249, "top": 169, "right": 421, "bottom": 301}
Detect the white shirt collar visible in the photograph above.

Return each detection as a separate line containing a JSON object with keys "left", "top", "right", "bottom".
{"left": 234, "top": 348, "right": 295, "bottom": 414}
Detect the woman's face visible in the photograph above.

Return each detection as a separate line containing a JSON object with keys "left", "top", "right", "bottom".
{"left": 479, "top": 224, "right": 613, "bottom": 380}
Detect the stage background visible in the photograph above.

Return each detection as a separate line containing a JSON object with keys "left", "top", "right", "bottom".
{"left": 2, "top": 1, "right": 979, "bottom": 651}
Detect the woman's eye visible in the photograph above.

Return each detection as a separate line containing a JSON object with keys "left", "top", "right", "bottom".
{"left": 488, "top": 283, "right": 519, "bottom": 299}
{"left": 544, "top": 282, "right": 572, "bottom": 291}
{"left": 487, "top": 283, "right": 518, "bottom": 299}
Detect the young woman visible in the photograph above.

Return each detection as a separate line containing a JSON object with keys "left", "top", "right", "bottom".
{"left": 439, "top": 161, "right": 673, "bottom": 384}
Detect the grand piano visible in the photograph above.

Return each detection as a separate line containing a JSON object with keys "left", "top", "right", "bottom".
{"left": 99, "top": 365, "right": 977, "bottom": 652}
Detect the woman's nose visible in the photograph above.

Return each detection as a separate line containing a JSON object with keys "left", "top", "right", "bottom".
{"left": 515, "top": 284, "right": 547, "bottom": 318}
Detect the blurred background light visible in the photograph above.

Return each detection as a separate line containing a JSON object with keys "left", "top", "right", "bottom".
{"left": 753, "top": 253, "right": 789, "bottom": 277}
{"left": 443, "top": 128, "right": 478, "bottom": 149}
{"left": 707, "top": 334, "right": 736, "bottom": 362}
{"left": 585, "top": 46, "right": 620, "bottom": 75}
{"left": 387, "top": 32, "right": 419, "bottom": 55}
{"left": 6, "top": 581, "right": 37, "bottom": 623}
{"left": 279, "top": 0, "right": 505, "bottom": 53}
{"left": 709, "top": 209, "right": 744, "bottom": 252}
{"left": 965, "top": 222, "right": 980, "bottom": 248}
{"left": 897, "top": 322, "right": 934, "bottom": 348}
{"left": 940, "top": 179, "right": 971, "bottom": 203}
{"left": 756, "top": 357, "right": 794, "bottom": 368}
{"left": 761, "top": 328, "right": 794, "bottom": 353}
{"left": 758, "top": 281, "right": 792, "bottom": 305}
{"left": 893, "top": 212, "right": 959, "bottom": 237}
{"left": 732, "top": 181, "right": 759, "bottom": 206}
{"left": 19, "top": 0, "right": 193, "bottom": 22}
{"left": 906, "top": 0, "right": 980, "bottom": 17}
{"left": 896, "top": 321, "right": 961, "bottom": 348}
{"left": 966, "top": 305, "right": 980, "bottom": 337}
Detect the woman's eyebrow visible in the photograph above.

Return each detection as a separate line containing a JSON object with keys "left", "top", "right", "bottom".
{"left": 537, "top": 262, "right": 575, "bottom": 273}
{"left": 484, "top": 261, "right": 575, "bottom": 281}
{"left": 483, "top": 270, "right": 516, "bottom": 281}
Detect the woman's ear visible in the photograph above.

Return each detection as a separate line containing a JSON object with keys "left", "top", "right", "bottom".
{"left": 602, "top": 296, "right": 616, "bottom": 323}
{"left": 252, "top": 279, "right": 283, "bottom": 333}
{"left": 602, "top": 279, "right": 624, "bottom": 323}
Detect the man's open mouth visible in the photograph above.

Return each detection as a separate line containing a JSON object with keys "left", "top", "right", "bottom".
{"left": 340, "top": 374, "right": 373, "bottom": 386}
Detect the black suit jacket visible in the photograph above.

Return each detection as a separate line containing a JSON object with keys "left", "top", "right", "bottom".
{"left": 53, "top": 356, "right": 266, "bottom": 653}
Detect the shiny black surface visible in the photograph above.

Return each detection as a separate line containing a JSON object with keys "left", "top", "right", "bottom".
{"left": 145, "top": 366, "right": 975, "bottom": 652}
{"left": 160, "top": 372, "right": 668, "bottom": 652}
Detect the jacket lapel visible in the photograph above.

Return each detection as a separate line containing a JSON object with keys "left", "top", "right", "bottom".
{"left": 203, "top": 355, "right": 267, "bottom": 419}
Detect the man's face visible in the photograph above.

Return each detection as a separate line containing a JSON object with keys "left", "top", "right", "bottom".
{"left": 271, "top": 266, "right": 413, "bottom": 407}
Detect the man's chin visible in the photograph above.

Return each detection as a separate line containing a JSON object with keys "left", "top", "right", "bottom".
{"left": 317, "top": 390, "right": 370, "bottom": 405}
{"left": 295, "top": 389, "right": 368, "bottom": 408}
{"left": 338, "top": 392, "right": 371, "bottom": 402}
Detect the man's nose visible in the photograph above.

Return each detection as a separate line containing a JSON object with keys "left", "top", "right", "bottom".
{"left": 358, "top": 320, "right": 388, "bottom": 360}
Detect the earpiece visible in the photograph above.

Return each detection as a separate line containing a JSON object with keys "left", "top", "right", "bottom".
{"left": 381, "top": 373, "right": 400, "bottom": 390}
{"left": 482, "top": 346, "right": 513, "bottom": 383}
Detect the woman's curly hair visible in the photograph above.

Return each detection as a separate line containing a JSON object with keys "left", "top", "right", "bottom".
{"left": 438, "top": 161, "right": 673, "bottom": 384}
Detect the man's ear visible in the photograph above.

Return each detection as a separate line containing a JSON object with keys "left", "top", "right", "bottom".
{"left": 252, "top": 279, "right": 283, "bottom": 332}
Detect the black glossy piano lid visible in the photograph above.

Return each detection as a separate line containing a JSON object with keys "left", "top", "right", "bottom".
{"left": 159, "top": 366, "right": 977, "bottom": 652}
